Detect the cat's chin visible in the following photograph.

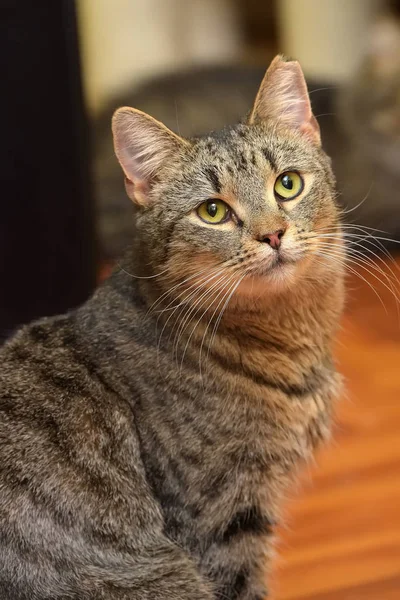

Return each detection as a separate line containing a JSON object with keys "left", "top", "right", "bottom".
{"left": 236, "top": 261, "right": 300, "bottom": 298}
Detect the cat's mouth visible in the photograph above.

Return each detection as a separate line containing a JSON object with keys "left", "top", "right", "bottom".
{"left": 270, "top": 253, "right": 299, "bottom": 271}
{"left": 245, "top": 247, "right": 307, "bottom": 284}
{"left": 248, "top": 253, "right": 299, "bottom": 280}
{"left": 272, "top": 255, "right": 286, "bottom": 267}
{"left": 236, "top": 255, "right": 301, "bottom": 297}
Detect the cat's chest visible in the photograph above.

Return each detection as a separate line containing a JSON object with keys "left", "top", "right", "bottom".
{"left": 142, "top": 369, "right": 339, "bottom": 556}
{"left": 212, "top": 373, "right": 333, "bottom": 446}
{"left": 159, "top": 375, "right": 333, "bottom": 495}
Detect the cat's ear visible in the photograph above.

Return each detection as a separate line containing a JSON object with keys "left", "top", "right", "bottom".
{"left": 112, "top": 107, "right": 189, "bottom": 206}
{"left": 367, "top": 15, "right": 400, "bottom": 78}
{"left": 248, "top": 55, "right": 320, "bottom": 146}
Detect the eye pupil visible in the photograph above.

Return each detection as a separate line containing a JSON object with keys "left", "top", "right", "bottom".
{"left": 197, "top": 199, "right": 230, "bottom": 224}
{"left": 281, "top": 174, "right": 293, "bottom": 190}
{"left": 207, "top": 202, "right": 218, "bottom": 217}
{"left": 274, "top": 171, "right": 303, "bottom": 201}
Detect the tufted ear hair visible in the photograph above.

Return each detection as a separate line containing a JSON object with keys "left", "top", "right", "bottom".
{"left": 112, "top": 107, "right": 189, "bottom": 206}
{"left": 248, "top": 55, "right": 320, "bottom": 146}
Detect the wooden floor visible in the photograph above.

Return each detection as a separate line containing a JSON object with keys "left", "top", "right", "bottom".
{"left": 271, "top": 255, "right": 400, "bottom": 599}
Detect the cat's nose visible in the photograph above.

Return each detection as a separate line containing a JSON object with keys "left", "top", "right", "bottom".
{"left": 260, "top": 229, "right": 285, "bottom": 250}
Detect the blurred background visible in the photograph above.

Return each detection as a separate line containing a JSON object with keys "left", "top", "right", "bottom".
{"left": 79, "top": 0, "right": 379, "bottom": 115}
{"left": 1, "top": 1, "right": 400, "bottom": 597}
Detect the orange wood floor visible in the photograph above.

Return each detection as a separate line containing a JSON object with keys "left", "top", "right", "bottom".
{"left": 271, "top": 255, "right": 400, "bottom": 599}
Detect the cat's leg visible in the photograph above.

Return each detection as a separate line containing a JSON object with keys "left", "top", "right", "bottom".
{"left": 73, "top": 540, "right": 215, "bottom": 600}
{"left": 202, "top": 531, "right": 273, "bottom": 600}
{"left": 0, "top": 537, "right": 214, "bottom": 600}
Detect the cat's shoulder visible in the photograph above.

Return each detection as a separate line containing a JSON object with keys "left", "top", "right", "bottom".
{"left": 0, "top": 314, "right": 98, "bottom": 408}
{"left": 0, "top": 312, "right": 136, "bottom": 454}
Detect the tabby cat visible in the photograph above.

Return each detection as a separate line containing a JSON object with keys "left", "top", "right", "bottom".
{"left": 95, "top": 15, "right": 400, "bottom": 259}
{"left": 0, "top": 56, "right": 345, "bottom": 599}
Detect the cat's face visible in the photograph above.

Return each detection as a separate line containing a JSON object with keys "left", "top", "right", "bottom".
{"left": 113, "top": 56, "right": 343, "bottom": 301}
{"left": 139, "top": 125, "right": 338, "bottom": 297}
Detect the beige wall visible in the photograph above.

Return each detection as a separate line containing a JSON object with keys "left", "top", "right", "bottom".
{"left": 77, "top": 0, "right": 242, "bottom": 115}
{"left": 78, "top": 0, "right": 386, "bottom": 114}
{"left": 277, "top": 0, "right": 383, "bottom": 81}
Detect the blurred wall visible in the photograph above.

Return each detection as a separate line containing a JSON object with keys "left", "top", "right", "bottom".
{"left": 277, "top": 0, "right": 383, "bottom": 81}
{"left": 78, "top": 0, "right": 242, "bottom": 115}
{"left": 78, "top": 0, "right": 388, "bottom": 115}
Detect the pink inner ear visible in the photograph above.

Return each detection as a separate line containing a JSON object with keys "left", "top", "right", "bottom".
{"left": 118, "top": 140, "right": 149, "bottom": 185}
{"left": 124, "top": 176, "right": 150, "bottom": 207}
{"left": 125, "top": 171, "right": 149, "bottom": 188}
{"left": 270, "top": 65, "right": 320, "bottom": 145}
{"left": 250, "top": 57, "right": 321, "bottom": 146}
{"left": 300, "top": 118, "right": 321, "bottom": 145}
{"left": 113, "top": 106, "right": 189, "bottom": 206}
{"left": 277, "top": 65, "right": 313, "bottom": 126}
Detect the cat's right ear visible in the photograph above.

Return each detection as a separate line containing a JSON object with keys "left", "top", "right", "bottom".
{"left": 112, "top": 107, "right": 189, "bottom": 206}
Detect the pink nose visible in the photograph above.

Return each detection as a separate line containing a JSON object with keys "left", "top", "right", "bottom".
{"left": 261, "top": 229, "right": 285, "bottom": 250}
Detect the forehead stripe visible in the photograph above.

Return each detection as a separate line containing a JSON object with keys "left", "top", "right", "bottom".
{"left": 261, "top": 147, "right": 277, "bottom": 172}
{"left": 205, "top": 167, "right": 221, "bottom": 194}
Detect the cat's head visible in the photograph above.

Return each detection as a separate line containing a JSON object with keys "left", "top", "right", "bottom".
{"left": 341, "top": 15, "right": 400, "bottom": 170}
{"left": 112, "top": 56, "right": 342, "bottom": 303}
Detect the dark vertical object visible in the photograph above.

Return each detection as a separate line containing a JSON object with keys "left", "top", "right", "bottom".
{"left": 237, "top": 0, "right": 278, "bottom": 49}
{"left": 0, "top": 1, "right": 96, "bottom": 342}
{"left": 388, "top": 0, "right": 400, "bottom": 14}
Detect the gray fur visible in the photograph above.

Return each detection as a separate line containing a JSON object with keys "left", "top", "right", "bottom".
{"left": 0, "top": 57, "right": 345, "bottom": 599}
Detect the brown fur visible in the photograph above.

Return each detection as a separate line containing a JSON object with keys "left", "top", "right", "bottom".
{"left": 0, "top": 56, "right": 345, "bottom": 599}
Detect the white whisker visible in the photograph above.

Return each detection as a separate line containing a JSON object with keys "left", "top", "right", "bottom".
{"left": 172, "top": 271, "right": 235, "bottom": 363}
{"left": 315, "top": 250, "right": 388, "bottom": 313}
{"left": 178, "top": 271, "right": 240, "bottom": 377}
{"left": 205, "top": 270, "right": 248, "bottom": 372}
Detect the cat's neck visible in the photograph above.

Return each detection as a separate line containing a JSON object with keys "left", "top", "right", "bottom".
{"left": 209, "top": 271, "right": 342, "bottom": 364}
{"left": 146, "top": 259, "right": 343, "bottom": 353}
{"left": 74, "top": 254, "right": 344, "bottom": 402}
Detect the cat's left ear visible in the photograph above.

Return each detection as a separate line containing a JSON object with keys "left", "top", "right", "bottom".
{"left": 112, "top": 107, "right": 189, "bottom": 206}
{"left": 248, "top": 55, "right": 320, "bottom": 146}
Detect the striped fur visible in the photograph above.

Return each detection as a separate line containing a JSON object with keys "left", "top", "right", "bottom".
{"left": 0, "top": 57, "right": 344, "bottom": 599}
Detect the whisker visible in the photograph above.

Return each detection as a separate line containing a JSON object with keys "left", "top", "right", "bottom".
{"left": 172, "top": 271, "right": 235, "bottom": 363}
{"left": 314, "top": 240, "right": 399, "bottom": 288}
{"left": 307, "top": 230, "right": 400, "bottom": 270}
{"left": 315, "top": 250, "right": 388, "bottom": 313}
{"left": 118, "top": 264, "right": 170, "bottom": 280}
{"left": 178, "top": 271, "right": 240, "bottom": 377}
{"left": 339, "top": 184, "right": 373, "bottom": 216}
{"left": 154, "top": 265, "right": 228, "bottom": 317}
{"left": 197, "top": 271, "right": 244, "bottom": 381}
{"left": 329, "top": 239, "right": 399, "bottom": 286}
{"left": 155, "top": 268, "right": 228, "bottom": 363}
{"left": 205, "top": 270, "right": 248, "bottom": 372}
{"left": 146, "top": 262, "right": 225, "bottom": 316}
{"left": 317, "top": 243, "right": 400, "bottom": 305}
{"left": 314, "top": 223, "right": 390, "bottom": 235}
{"left": 315, "top": 240, "right": 399, "bottom": 288}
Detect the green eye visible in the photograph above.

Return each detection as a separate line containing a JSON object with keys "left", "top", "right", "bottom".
{"left": 274, "top": 171, "right": 304, "bottom": 201}
{"left": 197, "top": 199, "right": 230, "bottom": 224}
